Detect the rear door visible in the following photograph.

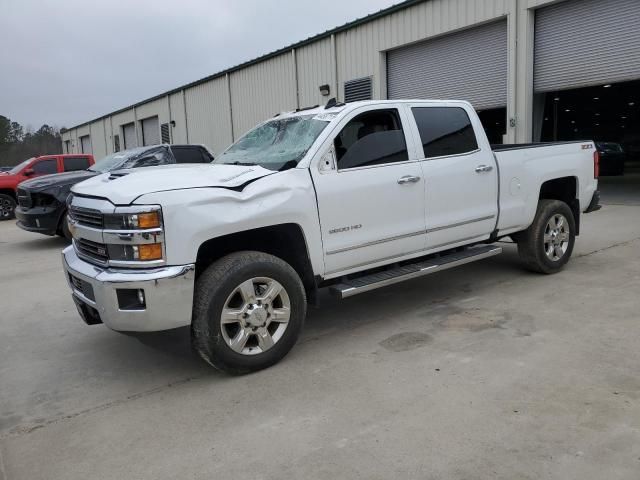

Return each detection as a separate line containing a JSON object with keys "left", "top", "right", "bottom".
{"left": 406, "top": 104, "right": 498, "bottom": 249}
{"left": 311, "top": 105, "right": 426, "bottom": 276}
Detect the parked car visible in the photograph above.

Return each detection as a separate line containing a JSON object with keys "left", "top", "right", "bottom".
{"left": 15, "top": 144, "right": 214, "bottom": 238}
{"left": 62, "top": 99, "right": 600, "bottom": 373}
{"left": 595, "top": 142, "right": 626, "bottom": 176}
{"left": 0, "top": 154, "right": 94, "bottom": 220}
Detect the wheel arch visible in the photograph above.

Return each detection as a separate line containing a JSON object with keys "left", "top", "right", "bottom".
{"left": 0, "top": 188, "right": 17, "bottom": 200}
{"left": 537, "top": 176, "right": 580, "bottom": 235}
{"left": 195, "top": 223, "right": 318, "bottom": 304}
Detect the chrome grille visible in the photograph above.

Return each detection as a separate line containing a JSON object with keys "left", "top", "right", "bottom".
{"left": 17, "top": 188, "right": 32, "bottom": 209}
{"left": 69, "top": 273, "right": 96, "bottom": 301}
{"left": 75, "top": 238, "right": 109, "bottom": 265}
{"left": 69, "top": 206, "right": 103, "bottom": 228}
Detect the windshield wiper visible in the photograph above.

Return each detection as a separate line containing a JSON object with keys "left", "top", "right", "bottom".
{"left": 225, "top": 161, "right": 257, "bottom": 166}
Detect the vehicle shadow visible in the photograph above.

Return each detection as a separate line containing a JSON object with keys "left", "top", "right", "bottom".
{"left": 17, "top": 235, "right": 70, "bottom": 251}
{"left": 122, "top": 248, "right": 524, "bottom": 371}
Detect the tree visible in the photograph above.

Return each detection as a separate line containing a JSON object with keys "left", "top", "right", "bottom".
{"left": 0, "top": 116, "right": 10, "bottom": 146}
{"left": 0, "top": 115, "right": 62, "bottom": 167}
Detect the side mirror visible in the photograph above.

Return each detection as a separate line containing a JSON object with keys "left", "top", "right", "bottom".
{"left": 24, "top": 168, "right": 35, "bottom": 177}
{"left": 318, "top": 148, "right": 336, "bottom": 173}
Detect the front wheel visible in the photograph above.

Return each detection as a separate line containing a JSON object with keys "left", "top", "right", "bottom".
{"left": 192, "top": 251, "right": 306, "bottom": 374}
{"left": 0, "top": 194, "right": 16, "bottom": 220}
{"left": 57, "top": 212, "right": 72, "bottom": 240}
{"left": 516, "top": 199, "right": 576, "bottom": 274}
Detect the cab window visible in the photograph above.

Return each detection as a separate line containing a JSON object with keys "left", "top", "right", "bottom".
{"left": 334, "top": 109, "right": 408, "bottom": 169}
{"left": 412, "top": 107, "right": 478, "bottom": 158}
{"left": 32, "top": 158, "right": 58, "bottom": 174}
{"left": 63, "top": 156, "right": 91, "bottom": 172}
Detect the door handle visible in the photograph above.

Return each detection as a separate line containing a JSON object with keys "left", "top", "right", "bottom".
{"left": 397, "top": 175, "right": 421, "bottom": 185}
{"left": 475, "top": 165, "right": 493, "bottom": 173}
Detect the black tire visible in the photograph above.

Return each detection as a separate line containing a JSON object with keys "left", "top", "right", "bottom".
{"left": 516, "top": 199, "right": 576, "bottom": 274}
{"left": 0, "top": 194, "right": 16, "bottom": 220}
{"left": 57, "top": 212, "right": 72, "bottom": 240}
{"left": 192, "top": 251, "right": 306, "bottom": 374}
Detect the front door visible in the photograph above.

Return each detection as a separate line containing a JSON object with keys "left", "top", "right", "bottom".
{"left": 407, "top": 104, "right": 498, "bottom": 249}
{"left": 311, "top": 106, "right": 426, "bottom": 277}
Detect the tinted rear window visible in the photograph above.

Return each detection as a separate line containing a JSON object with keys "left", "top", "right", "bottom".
{"left": 171, "top": 147, "right": 212, "bottom": 164}
{"left": 64, "top": 156, "right": 90, "bottom": 172}
{"left": 412, "top": 107, "right": 478, "bottom": 158}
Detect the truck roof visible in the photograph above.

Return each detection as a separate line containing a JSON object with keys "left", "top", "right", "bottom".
{"left": 273, "top": 98, "right": 474, "bottom": 120}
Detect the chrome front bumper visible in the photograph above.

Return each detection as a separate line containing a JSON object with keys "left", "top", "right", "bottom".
{"left": 62, "top": 246, "right": 195, "bottom": 332}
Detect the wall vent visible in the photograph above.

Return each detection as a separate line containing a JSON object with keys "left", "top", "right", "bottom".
{"left": 160, "top": 123, "right": 171, "bottom": 144}
{"left": 344, "top": 76, "right": 373, "bottom": 103}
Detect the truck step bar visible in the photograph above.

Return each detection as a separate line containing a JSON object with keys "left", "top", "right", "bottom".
{"left": 329, "top": 245, "right": 502, "bottom": 299}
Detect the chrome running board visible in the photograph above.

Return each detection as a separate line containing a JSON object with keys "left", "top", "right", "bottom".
{"left": 329, "top": 245, "right": 502, "bottom": 299}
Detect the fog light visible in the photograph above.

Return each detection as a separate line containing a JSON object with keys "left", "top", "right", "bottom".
{"left": 116, "top": 289, "right": 146, "bottom": 310}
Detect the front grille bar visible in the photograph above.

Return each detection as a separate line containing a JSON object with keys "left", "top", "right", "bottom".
{"left": 69, "top": 206, "right": 103, "bottom": 228}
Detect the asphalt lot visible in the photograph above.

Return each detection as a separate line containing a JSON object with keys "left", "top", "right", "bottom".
{"left": 1, "top": 176, "right": 640, "bottom": 479}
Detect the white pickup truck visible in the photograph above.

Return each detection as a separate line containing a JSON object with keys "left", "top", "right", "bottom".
{"left": 62, "top": 99, "right": 601, "bottom": 373}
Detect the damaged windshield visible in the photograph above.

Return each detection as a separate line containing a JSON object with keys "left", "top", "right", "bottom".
{"left": 216, "top": 115, "right": 329, "bottom": 171}
{"left": 88, "top": 146, "right": 171, "bottom": 173}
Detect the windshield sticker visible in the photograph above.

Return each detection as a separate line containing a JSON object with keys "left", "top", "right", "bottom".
{"left": 312, "top": 112, "right": 339, "bottom": 122}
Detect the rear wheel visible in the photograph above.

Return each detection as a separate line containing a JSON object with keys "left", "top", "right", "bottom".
{"left": 516, "top": 199, "right": 576, "bottom": 274}
{"left": 192, "top": 251, "right": 306, "bottom": 374}
{"left": 0, "top": 194, "right": 16, "bottom": 220}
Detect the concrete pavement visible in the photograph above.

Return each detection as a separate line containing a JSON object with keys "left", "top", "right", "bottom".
{"left": 1, "top": 181, "right": 639, "bottom": 479}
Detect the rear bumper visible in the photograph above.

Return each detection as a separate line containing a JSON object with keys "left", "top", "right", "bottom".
{"left": 62, "top": 246, "right": 195, "bottom": 332}
{"left": 15, "top": 205, "right": 61, "bottom": 235}
{"left": 584, "top": 190, "right": 601, "bottom": 214}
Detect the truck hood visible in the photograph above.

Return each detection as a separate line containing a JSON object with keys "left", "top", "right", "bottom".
{"left": 0, "top": 173, "right": 18, "bottom": 187}
{"left": 20, "top": 170, "right": 97, "bottom": 192}
{"left": 71, "top": 163, "right": 276, "bottom": 205}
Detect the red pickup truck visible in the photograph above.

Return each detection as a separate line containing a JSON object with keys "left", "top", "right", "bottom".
{"left": 0, "top": 154, "right": 95, "bottom": 220}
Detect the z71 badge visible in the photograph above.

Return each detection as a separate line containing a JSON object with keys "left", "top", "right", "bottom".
{"left": 329, "top": 224, "right": 362, "bottom": 234}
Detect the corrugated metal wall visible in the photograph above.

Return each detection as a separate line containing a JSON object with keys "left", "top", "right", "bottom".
{"left": 229, "top": 52, "right": 297, "bottom": 137}
{"left": 296, "top": 37, "right": 334, "bottom": 108}
{"left": 185, "top": 78, "right": 233, "bottom": 156}
{"left": 168, "top": 92, "right": 187, "bottom": 144}
{"left": 61, "top": 0, "right": 577, "bottom": 153}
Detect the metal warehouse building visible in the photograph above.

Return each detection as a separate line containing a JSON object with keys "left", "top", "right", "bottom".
{"left": 61, "top": 0, "right": 640, "bottom": 164}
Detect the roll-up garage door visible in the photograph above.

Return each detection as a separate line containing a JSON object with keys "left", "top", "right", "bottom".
{"left": 123, "top": 123, "right": 137, "bottom": 149}
{"left": 534, "top": 0, "right": 640, "bottom": 93}
{"left": 141, "top": 116, "right": 160, "bottom": 146}
{"left": 387, "top": 20, "right": 507, "bottom": 110}
{"left": 80, "top": 135, "right": 92, "bottom": 154}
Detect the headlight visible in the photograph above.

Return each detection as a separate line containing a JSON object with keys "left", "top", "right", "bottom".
{"left": 104, "top": 209, "right": 162, "bottom": 230}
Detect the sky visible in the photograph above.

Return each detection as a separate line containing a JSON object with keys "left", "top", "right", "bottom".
{"left": 0, "top": 0, "right": 401, "bottom": 130}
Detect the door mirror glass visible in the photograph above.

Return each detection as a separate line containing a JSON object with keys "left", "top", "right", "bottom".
{"left": 24, "top": 168, "right": 35, "bottom": 176}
